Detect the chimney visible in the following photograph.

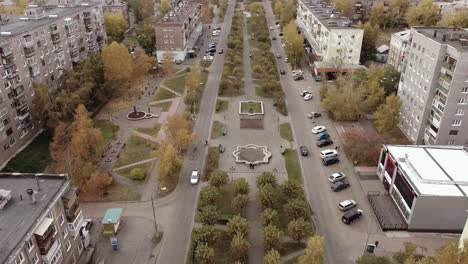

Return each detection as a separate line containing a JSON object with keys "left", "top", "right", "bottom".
{"left": 433, "top": 30, "right": 437, "bottom": 38}
{"left": 442, "top": 34, "right": 446, "bottom": 42}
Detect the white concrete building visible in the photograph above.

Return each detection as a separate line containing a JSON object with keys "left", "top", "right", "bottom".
{"left": 296, "top": 0, "right": 364, "bottom": 74}
{"left": 388, "top": 29, "right": 410, "bottom": 72}
{"left": 436, "top": 0, "right": 468, "bottom": 15}
{"left": 377, "top": 145, "right": 468, "bottom": 232}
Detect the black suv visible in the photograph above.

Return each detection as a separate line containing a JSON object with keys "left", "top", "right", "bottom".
{"left": 322, "top": 156, "right": 339, "bottom": 166}
{"left": 316, "top": 138, "right": 333, "bottom": 147}
{"left": 342, "top": 209, "right": 363, "bottom": 224}
{"left": 300, "top": 146, "right": 308, "bottom": 156}
{"left": 330, "top": 180, "right": 350, "bottom": 192}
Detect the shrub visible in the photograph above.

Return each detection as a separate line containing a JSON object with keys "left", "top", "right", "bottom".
{"left": 232, "top": 194, "right": 249, "bottom": 214}
{"left": 257, "top": 183, "right": 278, "bottom": 209}
{"left": 256, "top": 172, "right": 278, "bottom": 188}
{"left": 197, "top": 205, "right": 218, "bottom": 225}
{"left": 209, "top": 169, "right": 229, "bottom": 188}
{"left": 129, "top": 167, "right": 146, "bottom": 180}
{"left": 287, "top": 217, "right": 313, "bottom": 243}
{"left": 199, "top": 186, "right": 220, "bottom": 207}
{"left": 195, "top": 243, "right": 215, "bottom": 264}
{"left": 284, "top": 198, "right": 308, "bottom": 220}
{"left": 193, "top": 225, "right": 221, "bottom": 246}
{"left": 227, "top": 215, "right": 250, "bottom": 237}
{"left": 260, "top": 208, "right": 279, "bottom": 227}
{"left": 230, "top": 233, "right": 250, "bottom": 261}
{"left": 262, "top": 224, "right": 283, "bottom": 250}
{"left": 204, "top": 147, "right": 219, "bottom": 180}
{"left": 233, "top": 177, "right": 249, "bottom": 195}
{"left": 281, "top": 181, "right": 302, "bottom": 199}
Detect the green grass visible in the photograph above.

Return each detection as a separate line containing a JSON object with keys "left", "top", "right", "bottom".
{"left": 215, "top": 99, "right": 229, "bottom": 113}
{"left": 280, "top": 122, "right": 294, "bottom": 141}
{"left": 162, "top": 75, "right": 186, "bottom": 95}
{"left": 152, "top": 101, "right": 172, "bottom": 112}
{"left": 153, "top": 87, "right": 178, "bottom": 101}
{"left": 102, "top": 183, "right": 140, "bottom": 201}
{"left": 94, "top": 119, "right": 119, "bottom": 146}
{"left": 115, "top": 135, "right": 158, "bottom": 167}
{"left": 117, "top": 162, "right": 153, "bottom": 181}
{"left": 240, "top": 101, "right": 262, "bottom": 113}
{"left": 284, "top": 149, "right": 302, "bottom": 184}
{"left": 186, "top": 230, "right": 231, "bottom": 264}
{"left": 217, "top": 184, "right": 236, "bottom": 220}
{"left": 135, "top": 124, "right": 161, "bottom": 138}
{"left": 279, "top": 241, "right": 307, "bottom": 256}
{"left": 1, "top": 132, "right": 52, "bottom": 173}
{"left": 211, "top": 121, "right": 224, "bottom": 139}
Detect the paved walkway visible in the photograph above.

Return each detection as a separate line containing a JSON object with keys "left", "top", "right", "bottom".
{"left": 113, "top": 158, "right": 157, "bottom": 172}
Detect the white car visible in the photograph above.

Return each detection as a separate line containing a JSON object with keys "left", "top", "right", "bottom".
{"left": 311, "top": 125, "right": 326, "bottom": 134}
{"left": 338, "top": 200, "right": 356, "bottom": 211}
{"left": 320, "top": 149, "right": 338, "bottom": 159}
{"left": 307, "top": 112, "right": 321, "bottom": 118}
{"left": 190, "top": 170, "right": 200, "bottom": 184}
{"left": 269, "top": 26, "right": 273, "bottom": 30}
{"left": 304, "top": 93, "right": 313, "bottom": 101}
{"left": 203, "top": 55, "right": 214, "bottom": 62}
{"left": 292, "top": 69, "right": 304, "bottom": 76}
{"left": 300, "top": 91, "right": 311, "bottom": 97}
{"left": 328, "top": 172, "right": 346, "bottom": 183}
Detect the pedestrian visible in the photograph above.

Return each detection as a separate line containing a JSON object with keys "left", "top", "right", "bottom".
{"left": 335, "top": 146, "right": 338, "bottom": 150}
{"left": 338, "top": 145, "right": 341, "bottom": 151}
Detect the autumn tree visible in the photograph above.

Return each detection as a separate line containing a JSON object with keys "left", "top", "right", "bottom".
{"left": 440, "top": 9, "right": 468, "bottom": 28}
{"left": 263, "top": 224, "right": 283, "bottom": 250}
{"left": 258, "top": 184, "right": 278, "bottom": 209}
{"left": 102, "top": 42, "right": 133, "bottom": 87}
{"left": 285, "top": 199, "right": 308, "bottom": 220}
{"left": 321, "top": 76, "right": 363, "bottom": 121}
{"left": 186, "top": 67, "right": 203, "bottom": 113}
{"left": 132, "top": 49, "right": 156, "bottom": 79}
{"left": 195, "top": 243, "right": 215, "bottom": 264}
{"left": 280, "top": 0, "right": 296, "bottom": 27}
{"left": 358, "top": 21, "right": 380, "bottom": 63}
{"left": 232, "top": 194, "right": 249, "bottom": 214}
{"left": 227, "top": 215, "right": 250, "bottom": 237}
{"left": 230, "top": 233, "right": 250, "bottom": 261}
{"left": 197, "top": 205, "right": 218, "bottom": 225}
{"left": 193, "top": 226, "right": 221, "bottom": 246}
{"left": 156, "top": 0, "right": 172, "bottom": 17}
{"left": 104, "top": 14, "right": 127, "bottom": 43}
{"left": 263, "top": 249, "right": 281, "bottom": 264}
{"left": 405, "top": 0, "right": 439, "bottom": 26}
{"left": 233, "top": 177, "right": 250, "bottom": 195}
{"left": 209, "top": 170, "right": 229, "bottom": 188}
{"left": 387, "top": 0, "right": 409, "bottom": 27}
{"left": 283, "top": 21, "right": 304, "bottom": 68}
{"left": 135, "top": 20, "right": 156, "bottom": 54}
{"left": 369, "top": 3, "right": 387, "bottom": 28}
{"left": 288, "top": 218, "right": 313, "bottom": 243}
{"left": 163, "top": 52, "right": 175, "bottom": 76}
{"left": 260, "top": 208, "right": 279, "bottom": 226}
{"left": 273, "top": 0, "right": 283, "bottom": 18}
{"left": 333, "top": 0, "right": 353, "bottom": 16}
{"left": 156, "top": 143, "right": 182, "bottom": 183}
{"left": 298, "top": 236, "right": 324, "bottom": 264}
{"left": 164, "top": 113, "right": 197, "bottom": 153}
{"left": 256, "top": 172, "right": 278, "bottom": 188}
{"left": 199, "top": 186, "right": 221, "bottom": 207}
{"left": 358, "top": 66, "right": 386, "bottom": 113}
{"left": 374, "top": 94, "right": 401, "bottom": 136}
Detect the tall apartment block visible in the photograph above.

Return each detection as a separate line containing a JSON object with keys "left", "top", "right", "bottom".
{"left": 154, "top": 1, "right": 202, "bottom": 61}
{"left": 0, "top": 173, "right": 91, "bottom": 264}
{"left": 0, "top": 3, "right": 106, "bottom": 169}
{"left": 398, "top": 27, "right": 468, "bottom": 145}
{"left": 296, "top": 0, "right": 365, "bottom": 75}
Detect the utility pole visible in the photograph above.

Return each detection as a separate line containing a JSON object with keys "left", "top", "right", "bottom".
{"left": 151, "top": 196, "right": 158, "bottom": 237}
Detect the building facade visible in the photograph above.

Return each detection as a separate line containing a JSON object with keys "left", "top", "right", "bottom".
{"left": 0, "top": 173, "right": 91, "bottom": 264}
{"left": 0, "top": 4, "right": 106, "bottom": 169}
{"left": 296, "top": 0, "right": 364, "bottom": 74}
{"left": 155, "top": 1, "right": 202, "bottom": 61}
{"left": 436, "top": 0, "right": 468, "bottom": 15}
{"left": 398, "top": 27, "right": 468, "bottom": 145}
{"left": 102, "top": 0, "right": 129, "bottom": 25}
{"left": 377, "top": 145, "right": 468, "bottom": 232}
{"left": 388, "top": 29, "right": 410, "bottom": 72}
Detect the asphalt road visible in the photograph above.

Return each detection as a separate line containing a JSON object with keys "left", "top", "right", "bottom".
{"left": 155, "top": 1, "right": 237, "bottom": 264}
{"left": 261, "top": 1, "right": 381, "bottom": 263}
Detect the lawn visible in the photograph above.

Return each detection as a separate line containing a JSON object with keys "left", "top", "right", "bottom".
{"left": 152, "top": 101, "right": 172, "bottom": 112}
{"left": 1, "top": 132, "right": 52, "bottom": 173}
{"left": 153, "top": 87, "right": 178, "bottom": 101}
{"left": 211, "top": 121, "right": 224, "bottom": 139}
{"left": 115, "top": 135, "right": 158, "bottom": 167}
{"left": 136, "top": 124, "right": 161, "bottom": 138}
{"left": 240, "top": 101, "right": 262, "bottom": 113}
{"left": 204, "top": 147, "right": 219, "bottom": 180}
{"left": 280, "top": 122, "right": 294, "bottom": 141}
{"left": 279, "top": 241, "right": 307, "bottom": 256}
{"left": 117, "top": 162, "right": 153, "bottom": 181}
{"left": 102, "top": 183, "right": 140, "bottom": 201}
{"left": 162, "top": 74, "right": 186, "bottom": 95}
{"left": 284, "top": 149, "right": 302, "bottom": 184}
{"left": 215, "top": 99, "right": 229, "bottom": 113}
{"left": 217, "top": 184, "right": 236, "bottom": 220}
{"left": 94, "top": 119, "right": 119, "bottom": 146}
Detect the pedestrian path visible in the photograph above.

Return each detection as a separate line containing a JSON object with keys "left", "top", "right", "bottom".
{"left": 132, "top": 130, "right": 160, "bottom": 143}
{"left": 281, "top": 249, "right": 306, "bottom": 263}
{"left": 158, "top": 83, "right": 183, "bottom": 97}
{"left": 113, "top": 158, "right": 157, "bottom": 172}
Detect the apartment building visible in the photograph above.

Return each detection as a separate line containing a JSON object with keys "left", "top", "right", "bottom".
{"left": 0, "top": 173, "right": 91, "bottom": 264}
{"left": 296, "top": 0, "right": 365, "bottom": 75}
{"left": 397, "top": 27, "right": 468, "bottom": 145}
{"left": 155, "top": 1, "right": 202, "bottom": 61}
{"left": 388, "top": 29, "right": 410, "bottom": 72}
{"left": 0, "top": 4, "right": 106, "bottom": 169}
{"left": 436, "top": 0, "right": 468, "bottom": 15}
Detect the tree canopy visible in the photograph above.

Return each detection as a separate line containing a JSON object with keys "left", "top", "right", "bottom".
{"left": 102, "top": 42, "right": 133, "bottom": 84}
{"left": 104, "top": 13, "right": 127, "bottom": 43}
{"left": 283, "top": 21, "right": 304, "bottom": 69}
{"left": 405, "top": 0, "right": 439, "bottom": 26}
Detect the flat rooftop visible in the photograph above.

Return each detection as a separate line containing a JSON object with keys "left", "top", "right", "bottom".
{"left": 415, "top": 27, "right": 468, "bottom": 52}
{"left": 392, "top": 29, "right": 410, "bottom": 43}
{"left": 299, "top": 0, "right": 355, "bottom": 29}
{"left": 0, "top": 4, "right": 98, "bottom": 41}
{"left": 0, "top": 173, "right": 68, "bottom": 263}
{"left": 386, "top": 145, "right": 468, "bottom": 197}
{"left": 156, "top": 1, "right": 200, "bottom": 25}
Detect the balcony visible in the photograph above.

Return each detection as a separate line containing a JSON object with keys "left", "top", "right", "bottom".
{"left": 34, "top": 217, "right": 56, "bottom": 254}
{"left": 0, "top": 45, "right": 13, "bottom": 58}
{"left": 2, "top": 56, "right": 15, "bottom": 68}
{"left": 50, "top": 25, "right": 59, "bottom": 34}
{"left": 442, "top": 62, "right": 455, "bottom": 75}
{"left": 439, "top": 73, "right": 452, "bottom": 83}
{"left": 13, "top": 97, "right": 28, "bottom": 110}
{"left": 52, "top": 35, "right": 61, "bottom": 44}
{"left": 24, "top": 46, "right": 35, "bottom": 58}
{"left": 6, "top": 69, "right": 18, "bottom": 79}
{"left": 23, "top": 39, "right": 34, "bottom": 48}
{"left": 67, "top": 209, "right": 83, "bottom": 237}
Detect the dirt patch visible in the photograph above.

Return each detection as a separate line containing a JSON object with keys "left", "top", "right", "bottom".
{"left": 240, "top": 119, "right": 263, "bottom": 129}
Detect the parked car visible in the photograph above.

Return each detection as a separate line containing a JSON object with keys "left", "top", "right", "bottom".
{"left": 316, "top": 133, "right": 330, "bottom": 141}
{"left": 322, "top": 156, "right": 339, "bottom": 166}
{"left": 280, "top": 69, "right": 285, "bottom": 75}
{"left": 284, "top": 57, "right": 288, "bottom": 62}
{"left": 293, "top": 75, "right": 304, "bottom": 81}
{"left": 312, "top": 125, "right": 326, "bottom": 134}
{"left": 328, "top": 172, "right": 346, "bottom": 183}
{"left": 292, "top": 69, "right": 304, "bottom": 76}
{"left": 307, "top": 112, "right": 321, "bottom": 118}
{"left": 316, "top": 138, "right": 333, "bottom": 147}
{"left": 203, "top": 55, "right": 214, "bottom": 61}
{"left": 276, "top": 53, "right": 281, "bottom": 58}
{"left": 338, "top": 200, "right": 357, "bottom": 211}
{"left": 190, "top": 170, "right": 200, "bottom": 184}
{"left": 269, "top": 26, "right": 273, "bottom": 30}
{"left": 320, "top": 149, "right": 338, "bottom": 159}
{"left": 304, "top": 93, "right": 313, "bottom": 101}
{"left": 218, "top": 48, "right": 224, "bottom": 54}
{"left": 331, "top": 180, "right": 349, "bottom": 191}
{"left": 314, "top": 74, "right": 323, "bottom": 82}
{"left": 207, "top": 47, "right": 216, "bottom": 53}
{"left": 300, "top": 91, "right": 311, "bottom": 97}
{"left": 175, "top": 59, "right": 183, "bottom": 65}
{"left": 342, "top": 209, "right": 363, "bottom": 225}
{"left": 209, "top": 42, "right": 217, "bottom": 47}
{"left": 300, "top": 146, "right": 309, "bottom": 156}
{"left": 272, "top": 36, "right": 277, "bottom": 40}
{"left": 214, "top": 26, "right": 221, "bottom": 30}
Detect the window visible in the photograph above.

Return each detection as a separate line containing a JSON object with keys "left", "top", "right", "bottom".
{"left": 448, "top": 140, "right": 455, "bottom": 145}
{"left": 458, "top": 98, "right": 468, "bottom": 104}
{"left": 351, "top": 35, "right": 355, "bottom": 39}
{"left": 449, "top": 130, "right": 458, "bottom": 135}
{"left": 452, "top": 119, "right": 462, "bottom": 126}
{"left": 17, "top": 253, "right": 24, "bottom": 264}
{"left": 63, "top": 226, "right": 68, "bottom": 239}
{"left": 32, "top": 254, "right": 39, "bottom": 264}
{"left": 26, "top": 239, "right": 34, "bottom": 251}
{"left": 456, "top": 109, "right": 465, "bottom": 116}
{"left": 66, "top": 240, "right": 71, "bottom": 252}
{"left": 59, "top": 214, "right": 65, "bottom": 225}
{"left": 462, "top": 87, "right": 468, "bottom": 93}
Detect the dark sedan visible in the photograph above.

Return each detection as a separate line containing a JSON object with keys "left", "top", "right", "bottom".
{"left": 331, "top": 180, "right": 350, "bottom": 192}
{"left": 316, "top": 138, "right": 333, "bottom": 147}
{"left": 300, "top": 146, "right": 309, "bottom": 156}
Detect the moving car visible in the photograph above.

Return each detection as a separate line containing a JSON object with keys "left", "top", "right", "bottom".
{"left": 316, "top": 138, "right": 333, "bottom": 147}
{"left": 190, "top": 170, "right": 200, "bottom": 184}
{"left": 307, "top": 112, "right": 322, "bottom": 118}
{"left": 276, "top": 53, "right": 281, "bottom": 58}
{"left": 328, "top": 172, "right": 346, "bottom": 183}
{"left": 269, "top": 26, "right": 273, "bottom": 30}
{"left": 338, "top": 200, "right": 357, "bottom": 211}
{"left": 331, "top": 180, "right": 350, "bottom": 191}
{"left": 218, "top": 48, "right": 224, "bottom": 54}
{"left": 314, "top": 74, "right": 322, "bottom": 82}
{"left": 175, "top": 59, "right": 182, "bottom": 65}
{"left": 280, "top": 69, "right": 285, "bottom": 75}
{"left": 316, "top": 133, "right": 330, "bottom": 141}
{"left": 292, "top": 69, "right": 304, "bottom": 76}
{"left": 322, "top": 156, "right": 339, "bottom": 166}
{"left": 293, "top": 75, "right": 304, "bottom": 81}
{"left": 206, "top": 47, "right": 216, "bottom": 53}
{"left": 320, "top": 149, "right": 338, "bottom": 159}
{"left": 303, "top": 93, "right": 313, "bottom": 101}
{"left": 203, "top": 55, "right": 214, "bottom": 62}
{"left": 311, "top": 125, "right": 326, "bottom": 134}
{"left": 300, "top": 146, "right": 308, "bottom": 156}
{"left": 272, "top": 36, "right": 277, "bottom": 40}
{"left": 342, "top": 209, "right": 363, "bottom": 224}
{"left": 300, "top": 91, "right": 311, "bottom": 97}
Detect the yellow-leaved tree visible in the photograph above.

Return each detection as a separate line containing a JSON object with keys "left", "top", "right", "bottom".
{"left": 283, "top": 21, "right": 304, "bottom": 69}
{"left": 164, "top": 113, "right": 197, "bottom": 153}
{"left": 102, "top": 42, "right": 133, "bottom": 88}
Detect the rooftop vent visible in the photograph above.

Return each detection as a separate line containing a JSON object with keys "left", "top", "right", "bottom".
{"left": 0, "top": 31, "right": 11, "bottom": 35}
{"left": 0, "top": 189, "right": 12, "bottom": 210}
